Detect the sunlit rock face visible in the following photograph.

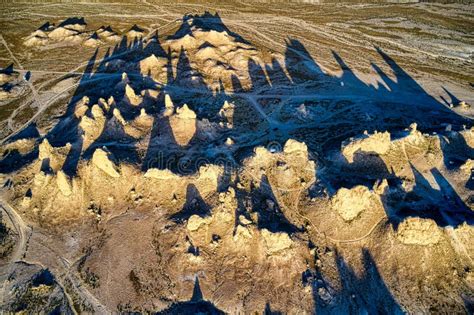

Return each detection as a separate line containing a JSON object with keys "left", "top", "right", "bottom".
{"left": 0, "top": 7, "right": 473, "bottom": 315}
{"left": 169, "top": 104, "right": 197, "bottom": 146}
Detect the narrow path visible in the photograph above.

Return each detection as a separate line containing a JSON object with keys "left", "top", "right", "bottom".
{"left": 0, "top": 200, "right": 32, "bottom": 307}
{"left": 0, "top": 34, "right": 43, "bottom": 109}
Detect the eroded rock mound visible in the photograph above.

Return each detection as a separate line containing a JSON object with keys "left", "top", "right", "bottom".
{"left": 396, "top": 217, "right": 442, "bottom": 245}
{"left": 342, "top": 131, "right": 391, "bottom": 163}
{"left": 332, "top": 185, "right": 382, "bottom": 222}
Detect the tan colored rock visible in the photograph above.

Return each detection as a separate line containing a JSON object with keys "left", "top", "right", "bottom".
{"left": 56, "top": 170, "right": 72, "bottom": 196}
{"left": 1, "top": 138, "right": 36, "bottom": 156}
{"left": 403, "top": 123, "right": 426, "bottom": 145}
{"left": 139, "top": 54, "right": 167, "bottom": 80}
{"left": 332, "top": 185, "right": 377, "bottom": 221}
{"left": 373, "top": 179, "right": 389, "bottom": 195}
{"left": 108, "top": 96, "right": 116, "bottom": 108}
{"left": 175, "top": 104, "right": 197, "bottom": 119}
{"left": 219, "top": 101, "right": 234, "bottom": 126}
{"left": 79, "top": 105, "right": 106, "bottom": 149}
{"left": 74, "top": 96, "right": 90, "bottom": 118}
{"left": 38, "top": 138, "right": 53, "bottom": 161}
{"left": 112, "top": 108, "right": 126, "bottom": 126}
{"left": 143, "top": 89, "right": 160, "bottom": 99}
{"left": 261, "top": 229, "right": 292, "bottom": 255}
{"left": 169, "top": 104, "right": 197, "bottom": 146}
{"left": 98, "top": 98, "right": 110, "bottom": 112}
{"left": 460, "top": 159, "right": 474, "bottom": 173}
{"left": 92, "top": 148, "right": 120, "bottom": 178}
{"left": 127, "top": 25, "right": 144, "bottom": 39}
{"left": 460, "top": 127, "right": 474, "bottom": 149}
{"left": 33, "top": 171, "right": 52, "bottom": 187}
{"left": 239, "top": 215, "right": 252, "bottom": 226}
{"left": 144, "top": 168, "right": 178, "bottom": 180}
{"left": 38, "top": 139, "right": 71, "bottom": 172}
{"left": 48, "top": 27, "right": 79, "bottom": 39}
{"left": 83, "top": 37, "right": 101, "bottom": 47}
{"left": 341, "top": 131, "right": 391, "bottom": 163}
{"left": 124, "top": 84, "right": 143, "bottom": 106}
{"left": 134, "top": 108, "right": 153, "bottom": 128}
{"left": 24, "top": 35, "right": 48, "bottom": 47}
{"left": 197, "top": 165, "right": 221, "bottom": 188}
{"left": 187, "top": 214, "right": 210, "bottom": 232}
{"left": 91, "top": 104, "right": 105, "bottom": 120}
{"left": 164, "top": 94, "right": 175, "bottom": 116}
{"left": 283, "top": 139, "right": 308, "bottom": 157}
{"left": 396, "top": 217, "right": 442, "bottom": 245}
{"left": 233, "top": 224, "right": 253, "bottom": 242}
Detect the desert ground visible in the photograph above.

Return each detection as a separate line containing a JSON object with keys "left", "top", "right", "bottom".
{"left": 0, "top": 0, "right": 473, "bottom": 313}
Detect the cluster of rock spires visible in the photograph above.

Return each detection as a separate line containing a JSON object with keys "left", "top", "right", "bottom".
{"left": 24, "top": 17, "right": 144, "bottom": 48}
{"left": 1, "top": 12, "right": 473, "bottom": 314}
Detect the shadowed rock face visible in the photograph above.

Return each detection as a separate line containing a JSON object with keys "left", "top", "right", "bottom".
{"left": 0, "top": 9, "right": 473, "bottom": 315}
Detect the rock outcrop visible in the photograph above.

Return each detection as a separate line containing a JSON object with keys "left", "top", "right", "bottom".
{"left": 396, "top": 217, "right": 442, "bottom": 245}
{"left": 56, "top": 170, "right": 72, "bottom": 196}
{"left": 341, "top": 131, "right": 391, "bottom": 163}
{"left": 124, "top": 84, "right": 143, "bottom": 106}
{"left": 169, "top": 104, "right": 197, "bottom": 146}
{"left": 92, "top": 148, "right": 120, "bottom": 178}
{"left": 331, "top": 185, "right": 381, "bottom": 221}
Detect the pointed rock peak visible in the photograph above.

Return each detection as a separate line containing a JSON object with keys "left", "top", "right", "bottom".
{"left": 79, "top": 95, "right": 90, "bottom": 106}
{"left": 125, "top": 83, "right": 136, "bottom": 97}
{"left": 112, "top": 108, "right": 126, "bottom": 125}
{"left": 124, "top": 84, "right": 143, "bottom": 106}
{"left": 91, "top": 104, "right": 105, "bottom": 119}
{"left": 165, "top": 94, "right": 174, "bottom": 109}
{"left": 145, "top": 53, "right": 159, "bottom": 62}
{"left": 225, "top": 137, "right": 234, "bottom": 146}
{"left": 39, "top": 138, "right": 53, "bottom": 159}
{"left": 98, "top": 98, "right": 109, "bottom": 111}
{"left": 129, "top": 24, "right": 144, "bottom": 33}
{"left": 92, "top": 148, "right": 120, "bottom": 178}
{"left": 121, "top": 72, "right": 129, "bottom": 82}
{"left": 108, "top": 96, "right": 116, "bottom": 107}
{"left": 176, "top": 104, "right": 196, "bottom": 119}
{"left": 56, "top": 170, "right": 72, "bottom": 196}
{"left": 222, "top": 100, "right": 234, "bottom": 109}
